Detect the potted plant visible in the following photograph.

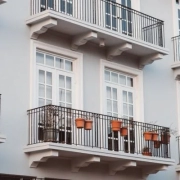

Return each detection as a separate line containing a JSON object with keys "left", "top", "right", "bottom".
{"left": 84, "top": 119, "right": 93, "bottom": 130}
{"left": 152, "top": 131, "right": 159, "bottom": 141}
{"left": 142, "top": 147, "right": 152, "bottom": 156}
{"left": 154, "top": 141, "right": 161, "bottom": 148}
{"left": 75, "top": 118, "right": 85, "bottom": 128}
{"left": 143, "top": 131, "right": 153, "bottom": 141}
{"left": 111, "top": 120, "right": 122, "bottom": 131}
{"left": 120, "top": 126, "right": 128, "bottom": 136}
{"left": 43, "top": 105, "right": 59, "bottom": 142}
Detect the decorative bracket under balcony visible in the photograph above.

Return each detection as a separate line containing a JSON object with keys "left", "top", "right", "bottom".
{"left": 0, "top": 134, "right": 6, "bottom": 143}
{"left": 107, "top": 43, "right": 132, "bottom": 61}
{"left": 139, "top": 53, "right": 163, "bottom": 70}
{"left": 142, "top": 165, "right": 168, "bottom": 179}
{"left": 0, "top": 0, "right": 7, "bottom": 4}
{"left": 71, "top": 156, "right": 100, "bottom": 172}
{"left": 29, "top": 150, "right": 59, "bottom": 168}
{"left": 30, "top": 18, "right": 57, "bottom": 40}
{"left": 109, "top": 161, "right": 136, "bottom": 175}
{"left": 71, "top": 31, "right": 97, "bottom": 51}
{"left": 171, "top": 63, "right": 180, "bottom": 80}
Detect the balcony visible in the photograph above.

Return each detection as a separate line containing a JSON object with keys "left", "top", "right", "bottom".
{"left": 0, "top": 94, "right": 6, "bottom": 143}
{"left": 27, "top": 0, "right": 168, "bottom": 69}
{"left": 176, "top": 136, "right": 180, "bottom": 171}
{"left": 171, "top": 36, "right": 180, "bottom": 80}
{"left": 24, "top": 105, "right": 174, "bottom": 176}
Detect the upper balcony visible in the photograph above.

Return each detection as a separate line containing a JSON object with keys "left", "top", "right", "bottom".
{"left": 171, "top": 36, "right": 180, "bottom": 80}
{"left": 0, "top": 94, "right": 6, "bottom": 143}
{"left": 27, "top": 0, "right": 168, "bottom": 69}
{"left": 24, "top": 105, "right": 174, "bottom": 177}
{"left": 175, "top": 136, "right": 180, "bottom": 171}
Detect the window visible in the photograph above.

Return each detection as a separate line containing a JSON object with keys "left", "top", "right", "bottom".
{"left": 105, "top": 69, "right": 134, "bottom": 119}
{"left": 36, "top": 51, "right": 74, "bottom": 108}
{"left": 41, "top": 0, "right": 54, "bottom": 11}
{"left": 60, "top": 0, "right": 73, "bottom": 15}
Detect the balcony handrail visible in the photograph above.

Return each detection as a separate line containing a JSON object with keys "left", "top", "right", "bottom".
{"left": 27, "top": 105, "right": 171, "bottom": 159}
{"left": 30, "top": 0, "right": 165, "bottom": 47}
{"left": 101, "top": 0, "right": 164, "bottom": 23}
{"left": 27, "top": 105, "right": 169, "bottom": 130}
{"left": 172, "top": 35, "right": 180, "bottom": 62}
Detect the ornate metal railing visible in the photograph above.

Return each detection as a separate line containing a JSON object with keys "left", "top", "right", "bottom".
{"left": 27, "top": 105, "right": 171, "bottom": 159}
{"left": 30, "top": 0, "right": 165, "bottom": 47}
{"left": 172, "top": 35, "right": 180, "bottom": 62}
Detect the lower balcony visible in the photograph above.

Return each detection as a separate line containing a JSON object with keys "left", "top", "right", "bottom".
{"left": 24, "top": 105, "right": 174, "bottom": 177}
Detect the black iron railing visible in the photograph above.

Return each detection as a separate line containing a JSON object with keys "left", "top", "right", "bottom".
{"left": 172, "top": 35, "right": 180, "bottom": 62}
{"left": 30, "top": 0, "right": 165, "bottom": 47}
{"left": 27, "top": 105, "right": 171, "bottom": 158}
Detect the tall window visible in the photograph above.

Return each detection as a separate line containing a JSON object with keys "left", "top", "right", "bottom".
{"left": 105, "top": 69, "right": 134, "bottom": 119}
{"left": 36, "top": 51, "right": 74, "bottom": 108}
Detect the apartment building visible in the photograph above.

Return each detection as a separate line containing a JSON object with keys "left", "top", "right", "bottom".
{"left": 0, "top": 0, "right": 180, "bottom": 179}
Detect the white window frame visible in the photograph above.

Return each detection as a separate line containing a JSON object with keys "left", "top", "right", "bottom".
{"left": 30, "top": 40, "right": 83, "bottom": 109}
{"left": 100, "top": 59, "right": 144, "bottom": 122}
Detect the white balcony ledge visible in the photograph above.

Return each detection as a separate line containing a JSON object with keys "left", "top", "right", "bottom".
{"left": 24, "top": 143, "right": 174, "bottom": 177}
{"left": 26, "top": 10, "right": 169, "bottom": 69}
{"left": 0, "top": 0, "right": 7, "bottom": 4}
{"left": 0, "top": 134, "right": 6, "bottom": 143}
{"left": 171, "top": 62, "right": 180, "bottom": 80}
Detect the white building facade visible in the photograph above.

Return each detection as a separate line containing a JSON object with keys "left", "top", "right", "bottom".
{"left": 0, "top": 0, "right": 180, "bottom": 179}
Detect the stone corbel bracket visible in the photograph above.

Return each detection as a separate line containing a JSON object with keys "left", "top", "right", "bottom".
{"left": 171, "top": 63, "right": 180, "bottom": 80}
{"left": 142, "top": 165, "right": 168, "bottom": 179}
{"left": 71, "top": 156, "right": 100, "bottom": 172}
{"left": 30, "top": 18, "right": 57, "bottom": 40}
{"left": 71, "top": 31, "right": 97, "bottom": 51}
{"left": 139, "top": 53, "right": 164, "bottom": 70}
{"left": 29, "top": 150, "right": 59, "bottom": 168}
{"left": 109, "top": 161, "right": 136, "bottom": 175}
{"left": 107, "top": 43, "right": 132, "bottom": 61}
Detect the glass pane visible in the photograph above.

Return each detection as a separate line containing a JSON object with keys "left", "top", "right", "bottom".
{"left": 46, "top": 100, "right": 52, "bottom": 105}
{"left": 59, "top": 75, "right": 65, "bottom": 88}
{"left": 46, "top": 86, "right": 52, "bottom": 99}
{"left": 39, "top": 84, "right": 45, "bottom": 97}
{"left": 127, "top": 77, "right": 133, "bottom": 87}
{"left": 39, "top": 70, "right": 45, "bottom": 83}
{"left": 128, "top": 92, "right": 133, "bottom": 103}
{"left": 111, "top": 72, "right": 118, "bottom": 83}
{"left": 129, "top": 104, "right": 133, "bottom": 116}
{"left": 179, "top": 9, "right": 180, "bottom": 18}
{"left": 65, "top": 60, "right": 73, "bottom": 71}
{"left": 113, "top": 113, "right": 118, "bottom": 117}
{"left": 46, "top": 55, "right": 54, "bottom": 67}
{"left": 107, "top": 112, "right": 112, "bottom": 116}
{"left": 66, "top": 77, "right": 72, "bottom": 89}
{"left": 106, "top": 86, "right": 111, "bottom": 99}
{"left": 39, "top": 98, "right": 45, "bottom": 106}
{"left": 66, "top": 104, "right": 72, "bottom": 108}
{"left": 107, "top": 100, "right": 112, "bottom": 111}
{"left": 113, "top": 101, "right": 118, "bottom": 113}
{"left": 123, "top": 91, "right": 127, "bottom": 102}
{"left": 112, "top": 88, "right": 117, "bottom": 100}
{"left": 56, "top": 58, "right": 64, "bottom": 69}
{"left": 60, "top": 0, "right": 65, "bottom": 12}
{"left": 123, "top": 103, "right": 128, "bottom": 115}
{"left": 59, "top": 89, "right": 65, "bottom": 101}
{"left": 105, "top": 70, "right": 110, "bottom": 81}
{"left": 127, "top": 0, "right": 131, "bottom": 8}
{"left": 46, "top": 72, "right": 52, "bottom": 85}
{"left": 66, "top": 90, "right": 72, "bottom": 103}
{"left": 36, "top": 52, "right": 44, "bottom": 64}
{"left": 67, "top": 1, "right": 73, "bottom": 15}
{"left": 59, "top": 102, "right": 65, "bottom": 107}
{"left": 119, "top": 75, "right": 126, "bottom": 85}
